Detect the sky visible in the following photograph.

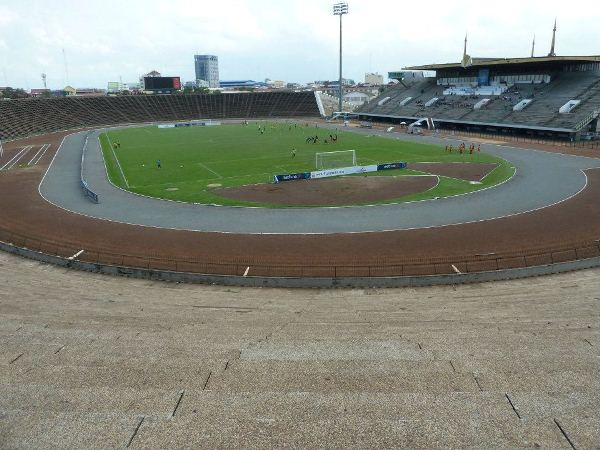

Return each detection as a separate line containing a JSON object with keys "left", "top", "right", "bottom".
{"left": 0, "top": 0, "right": 599, "bottom": 90}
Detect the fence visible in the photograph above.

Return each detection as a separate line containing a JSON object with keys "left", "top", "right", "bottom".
{"left": 363, "top": 120, "right": 600, "bottom": 150}
{"left": 1, "top": 224, "right": 598, "bottom": 279}
{"left": 435, "top": 129, "right": 600, "bottom": 149}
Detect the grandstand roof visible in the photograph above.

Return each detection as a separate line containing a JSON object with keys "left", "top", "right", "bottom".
{"left": 404, "top": 55, "right": 600, "bottom": 71}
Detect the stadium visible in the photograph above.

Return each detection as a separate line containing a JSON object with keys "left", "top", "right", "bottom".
{"left": 1, "top": 4, "right": 600, "bottom": 448}
{"left": 1, "top": 79, "right": 599, "bottom": 285}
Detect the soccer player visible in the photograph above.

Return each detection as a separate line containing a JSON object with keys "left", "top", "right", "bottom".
{"left": 292, "top": 149, "right": 296, "bottom": 158}
{"left": 157, "top": 159, "right": 161, "bottom": 169}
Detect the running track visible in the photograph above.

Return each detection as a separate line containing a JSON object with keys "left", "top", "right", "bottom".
{"left": 39, "top": 126, "right": 600, "bottom": 234}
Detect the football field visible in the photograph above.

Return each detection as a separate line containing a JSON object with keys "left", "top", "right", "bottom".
{"left": 99, "top": 122, "right": 514, "bottom": 207}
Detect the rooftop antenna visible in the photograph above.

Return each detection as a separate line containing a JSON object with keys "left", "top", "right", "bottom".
{"left": 62, "top": 48, "right": 69, "bottom": 85}
{"left": 548, "top": 18, "right": 557, "bottom": 57}
{"left": 41, "top": 73, "right": 47, "bottom": 89}
{"left": 531, "top": 35, "right": 536, "bottom": 57}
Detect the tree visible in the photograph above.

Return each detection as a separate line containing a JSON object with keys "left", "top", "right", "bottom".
{"left": 0, "top": 87, "right": 30, "bottom": 99}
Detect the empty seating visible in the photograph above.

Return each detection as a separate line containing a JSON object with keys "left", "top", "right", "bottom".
{"left": 0, "top": 92, "right": 320, "bottom": 140}
{"left": 357, "top": 72, "right": 600, "bottom": 133}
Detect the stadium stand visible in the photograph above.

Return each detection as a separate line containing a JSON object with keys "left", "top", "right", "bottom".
{"left": 317, "top": 91, "right": 355, "bottom": 116}
{"left": 0, "top": 92, "right": 320, "bottom": 140}
{"left": 357, "top": 56, "right": 600, "bottom": 139}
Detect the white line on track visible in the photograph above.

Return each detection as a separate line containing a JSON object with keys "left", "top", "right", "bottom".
{"left": 68, "top": 249, "right": 85, "bottom": 260}
{"left": 0, "top": 145, "right": 32, "bottom": 171}
{"left": 33, "top": 143, "right": 52, "bottom": 165}
{"left": 28, "top": 144, "right": 51, "bottom": 165}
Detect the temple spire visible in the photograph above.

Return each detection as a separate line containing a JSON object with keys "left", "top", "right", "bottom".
{"left": 548, "top": 18, "right": 557, "bottom": 57}
{"left": 461, "top": 33, "right": 472, "bottom": 68}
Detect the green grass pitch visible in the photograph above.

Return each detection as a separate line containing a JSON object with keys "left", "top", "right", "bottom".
{"left": 99, "top": 122, "right": 515, "bottom": 207}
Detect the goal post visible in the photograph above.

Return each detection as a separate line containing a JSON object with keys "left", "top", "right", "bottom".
{"left": 315, "top": 149, "right": 357, "bottom": 170}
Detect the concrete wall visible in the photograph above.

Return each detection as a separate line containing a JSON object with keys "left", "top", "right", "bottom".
{"left": 2, "top": 240, "right": 600, "bottom": 289}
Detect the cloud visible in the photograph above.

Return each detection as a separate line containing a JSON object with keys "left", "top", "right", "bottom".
{"left": 0, "top": 0, "right": 598, "bottom": 89}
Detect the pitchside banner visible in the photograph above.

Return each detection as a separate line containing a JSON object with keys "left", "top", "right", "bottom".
{"left": 274, "top": 162, "right": 406, "bottom": 183}
{"left": 377, "top": 162, "right": 407, "bottom": 171}
{"left": 311, "top": 164, "right": 378, "bottom": 179}
{"left": 274, "top": 172, "right": 311, "bottom": 183}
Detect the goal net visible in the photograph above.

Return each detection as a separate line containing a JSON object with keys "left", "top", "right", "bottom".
{"left": 315, "top": 150, "right": 357, "bottom": 170}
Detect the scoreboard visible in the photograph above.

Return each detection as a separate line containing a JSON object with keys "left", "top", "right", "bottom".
{"left": 144, "top": 77, "right": 181, "bottom": 91}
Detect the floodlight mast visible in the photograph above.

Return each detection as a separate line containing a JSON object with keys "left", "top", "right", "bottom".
{"left": 333, "top": 3, "right": 348, "bottom": 114}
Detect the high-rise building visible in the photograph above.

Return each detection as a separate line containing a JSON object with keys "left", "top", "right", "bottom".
{"left": 194, "top": 55, "right": 219, "bottom": 88}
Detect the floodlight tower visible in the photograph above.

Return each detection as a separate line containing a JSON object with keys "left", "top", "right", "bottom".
{"left": 333, "top": 2, "right": 348, "bottom": 114}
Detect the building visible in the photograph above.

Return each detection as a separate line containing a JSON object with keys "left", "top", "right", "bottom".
{"left": 108, "top": 82, "right": 142, "bottom": 93}
{"left": 343, "top": 92, "right": 372, "bottom": 107}
{"left": 218, "top": 80, "right": 266, "bottom": 90}
{"left": 30, "top": 88, "right": 51, "bottom": 97}
{"left": 74, "top": 88, "right": 106, "bottom": 97}
{"left": 365, "top": 73, "right": 384, "bottom": 85}
{"left": 315, "top": 78, "right": 355, "bottom": 87}
{"left": 194, "top": 55, "right": 220, "bottom": 88}
{"left": 265, "top": 79, "right": 287, "bottom": 89}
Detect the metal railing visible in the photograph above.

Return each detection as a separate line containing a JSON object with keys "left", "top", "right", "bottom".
{"left": 80, "top": 134, "right": 99, "bottom": 203}
{"left": 1, "top": 224, "right": 598, "bottom": 278}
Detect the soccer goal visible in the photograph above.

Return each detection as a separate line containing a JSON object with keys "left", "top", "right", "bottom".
{"left": 315, "top": 150, "right": 357, "bottom": 170}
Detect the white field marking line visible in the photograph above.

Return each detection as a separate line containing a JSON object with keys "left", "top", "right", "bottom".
{"left": 28, "top": 144, "right": 51, "bottom": 165}
{"left": 1, "top": 145, "right": 32, "bottom": 170}
{"left": 37, "top": 127, "right": 595, "bottom": 235}
{"left": 105, "top": 133, "right": 130, "bottom": 188}
{"left": 68, "top": 250, "right": 85, "bottom": 260}
{"left": 480, "top": 163, "right": 510, "bottom": 182}
{"left": 198, "top": 162, "right": 222, "bottom": 179}
{"left": 422, "top": 175, "right": 441, "bottom": 195}
{"left": 451, "top": 264, "right": 462, "bottom": 274}
{"left": 243, "top": 266, "right": 250, "bottom": 277}
{"left": 409, "top": 160, "right": 507, "bottom": 183}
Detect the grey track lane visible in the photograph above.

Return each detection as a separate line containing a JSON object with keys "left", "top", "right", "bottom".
{"left": 39, "top": 126, "right": 600, "bottom": 234}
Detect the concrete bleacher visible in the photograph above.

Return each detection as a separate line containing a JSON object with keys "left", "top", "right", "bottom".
{"left": 2, "top": 251, "right": 600, "bottom": 448}
{"left": 0, "top": 92, "right": 320, "bottom": 140}
{"left": 357, "top": 72, "right": 600, "bottom": 134}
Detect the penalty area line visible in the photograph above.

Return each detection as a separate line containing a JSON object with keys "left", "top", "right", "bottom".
{"left": 198, "top": 162, "right": 223, "bottom": 179}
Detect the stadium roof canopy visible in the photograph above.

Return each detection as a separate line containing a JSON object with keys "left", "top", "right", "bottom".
{"left": 404, "top": 55, "right": 600, "bottom": 71}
